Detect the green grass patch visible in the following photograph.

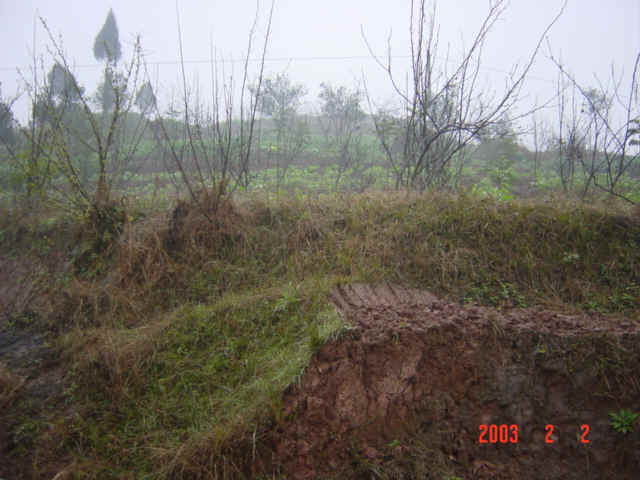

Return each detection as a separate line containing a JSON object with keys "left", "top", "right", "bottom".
{"left": 62, "top": 276, "right": 349, "bottom": 477}
{"left": 255, "top": 192, "right": 639, "bottom": 314}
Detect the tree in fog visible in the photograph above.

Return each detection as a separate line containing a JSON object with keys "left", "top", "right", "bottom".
{"left": 364, "top": 0, "right": 566, "bottom": 191}
{"left": 0, "top": 86, "right": 21, "bottom": 204}
{"left": 30, "top": 13, "right": 148, "bottom": 217}
{"left": 257, "top": 74, "right": 305, "bottom": 128}
{"left": 0, "top": 84, "right": 17, "bottom": 149}
{"left": 547, "top": 67, "right": 587, "bottom": 195}
{"left": 93, "top": 8, "right": 121, "bottom": 204}
{"left": 93, "top": 9, "right": 122, "bottom": 62}
{"left": 135, "top": 81, "right": 156, "bottom": 116}
{"left": 529, "top": 109, "right": 552, "bottom": 189}
{"left": 253, "top": 73, "right": 308, "bottom": 188}
{"left": 474, "top": 116, "right": 524, "bottom": 194}
{"left": 46, "top": 62, "right": 96, "bottom": 186}
{"left": 551, "top": 52, "right": 640, "bottom": 203}
{"left": 318, "top": 83, "right": 367, "bottom": 189}
{"left": 6, "top": 41, "right": 57, "bottom": 209}
{"left": 48, "top": 63, "right": 84, "bottom": 110}
{"left": 88, "top": 8, "right": 142, "bottom": 206}
{"left": 94, "top": 9, "right": 122, "bottom": 115}
{"left": 149, "top": 0, "right": 274, "bottom": 212}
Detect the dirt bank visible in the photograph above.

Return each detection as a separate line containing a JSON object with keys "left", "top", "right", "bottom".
{"left": 275, "top": 284, "right": 640, "bottom": 479}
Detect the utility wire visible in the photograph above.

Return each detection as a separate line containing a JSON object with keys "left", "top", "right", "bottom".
{"left": 0, "top": 53, "right": 557, "bottom": 84}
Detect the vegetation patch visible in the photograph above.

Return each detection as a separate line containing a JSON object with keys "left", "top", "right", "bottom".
{"left": 51, "top": 277, "right": 347, "bottom": 478}
{"left": 1, "top": 190, "right": 640, "bottom": 478}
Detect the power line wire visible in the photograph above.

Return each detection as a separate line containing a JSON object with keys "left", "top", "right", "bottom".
{"left": 0, "top": 54, "right": 557, "bottom": 84}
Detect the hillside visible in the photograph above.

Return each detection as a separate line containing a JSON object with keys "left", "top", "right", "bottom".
{"left": 1, "top": 191, "right": 639, "bottom": 479}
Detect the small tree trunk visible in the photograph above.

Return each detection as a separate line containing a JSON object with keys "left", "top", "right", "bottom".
{"left": 95, "top": 165, "right": 109, "bottom": 207}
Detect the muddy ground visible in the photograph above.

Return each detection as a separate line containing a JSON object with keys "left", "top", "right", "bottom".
{"left": 0, "top": 253, "right": 68, "bottom": 479}
{"left": 1, "top": 280, "right": 640, "bottom": 479}
{"left": 275, "top": 284, "right": 640, "bottom": 479}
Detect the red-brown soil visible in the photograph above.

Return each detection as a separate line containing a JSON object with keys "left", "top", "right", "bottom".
{"left": 275, "top": 283, "right": 640, "bottom": 479}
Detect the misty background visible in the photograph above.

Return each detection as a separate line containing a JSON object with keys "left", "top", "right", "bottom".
{"left": 1, "top": 0, "right": 638, "bottom": 128}
{"left": 1, "top": 0, "right": 639, "bottom": 207}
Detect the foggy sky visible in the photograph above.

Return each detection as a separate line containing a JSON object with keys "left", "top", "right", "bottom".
{"left": 1, "top": 0, "right": 639, "bottom": 127}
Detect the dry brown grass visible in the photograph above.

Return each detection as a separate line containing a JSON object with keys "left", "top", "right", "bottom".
{"left": 59, "top": 317, "right": 171, "bottom": 402}
{"left": 4, "top": 188, "right": 639, "bottom": 331}
{"left": 0, "top": 362, "right": 26, "bottom": 410}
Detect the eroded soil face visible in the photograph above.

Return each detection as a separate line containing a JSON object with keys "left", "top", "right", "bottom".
{"left": 275, "top": 284, "right": 640, "bottom": 479}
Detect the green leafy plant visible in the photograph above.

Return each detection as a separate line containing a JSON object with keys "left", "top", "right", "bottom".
{"left": 609, "top": 409, "right": 640, "bottom": 434}
{"left": 274, "top": 282, "right": 300, "bottom": 314}
{"left": 562, "top": 251, "right": 580, "bottom": 264}
{"left": 471, "top": 178, "right": 515, "bottom": 201}
{"left": 583, "top": 299, "right": 603, "bottom": 313}
{"left": 464, "top": 281, "right": 526, "bottom": 307}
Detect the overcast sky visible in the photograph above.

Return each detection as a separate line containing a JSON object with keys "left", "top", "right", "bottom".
{"left": 1, "top": 0, "right": 639, "bottom": 126}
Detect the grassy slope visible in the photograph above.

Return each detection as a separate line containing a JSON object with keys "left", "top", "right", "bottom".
{"left": 57, "top": 279, "right": 347, "bottom": 478}
{"left": 2, "top": 191, "right": 639, "bottom": 478}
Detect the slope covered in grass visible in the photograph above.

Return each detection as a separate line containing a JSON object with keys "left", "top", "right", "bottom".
{"left": 1, "top": 191, "right": 639, "bottom": 478}
{"left": 55, "top": 278, "right": 347, "bottom": 478}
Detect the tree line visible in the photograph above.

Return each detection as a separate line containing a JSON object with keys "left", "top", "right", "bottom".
{"left": 1, "top": 0, "right": 638, "bottom": 226}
